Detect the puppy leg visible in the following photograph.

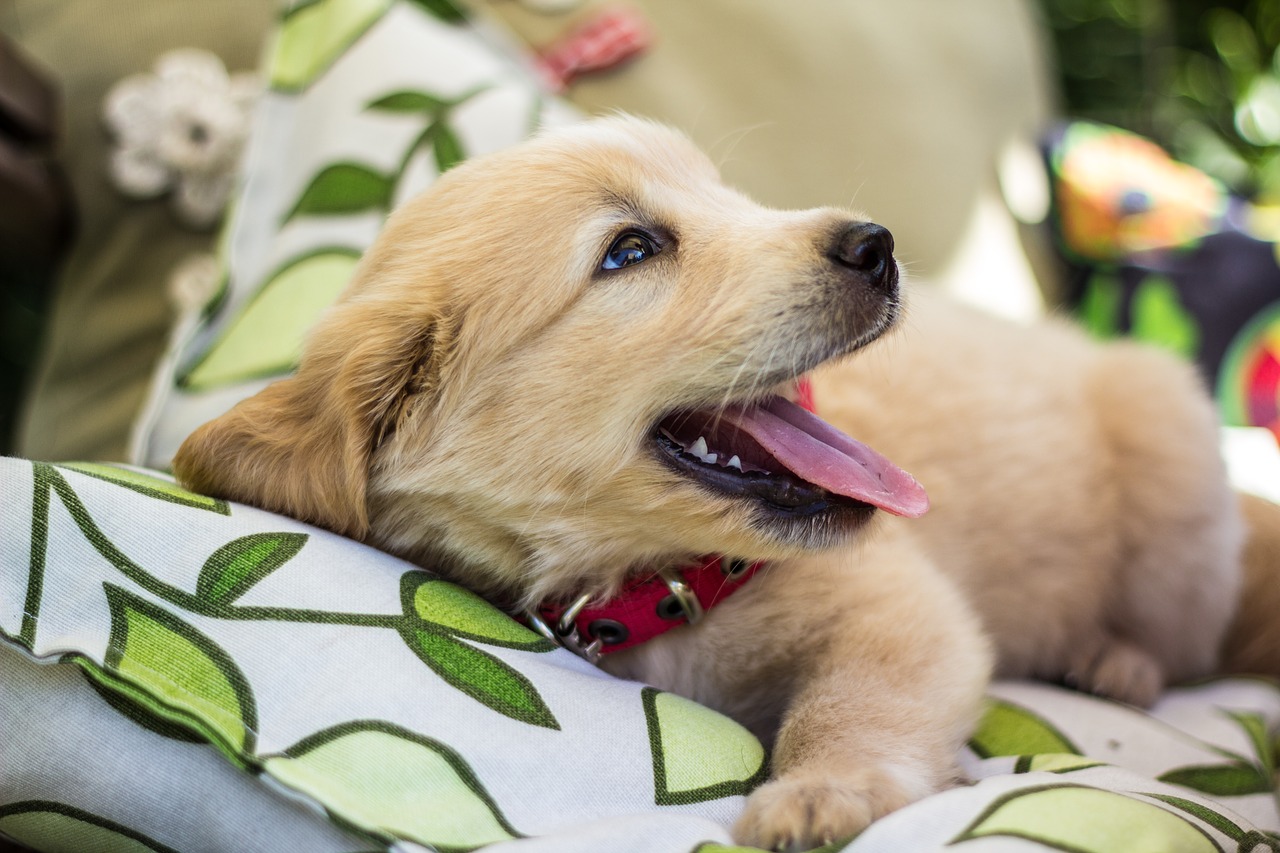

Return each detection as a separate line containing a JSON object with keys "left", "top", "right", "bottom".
{"left": 1063, "top": 633, "right": 1164, "bottom": 708}
{"left": 1086, "top": 343, "right": 1245, "bottom": 690}
{"left": 731, "top": 530, "right": 992, "bottom": 850}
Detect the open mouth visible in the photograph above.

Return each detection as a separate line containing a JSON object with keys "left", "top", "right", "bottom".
{"left": 654, "top": 393, "right": 929, "bottom": 519}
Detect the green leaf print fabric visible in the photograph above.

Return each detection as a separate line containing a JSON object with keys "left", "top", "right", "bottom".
{"left": 3, "top": 455, "right": 1279, "bottom": 851}
{"left": 0, "top": 458, "right": 763, "bottom": 851}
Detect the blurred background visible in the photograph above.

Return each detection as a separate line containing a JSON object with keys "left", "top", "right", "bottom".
{"left": 1044, "top": 0, "right": 1280, "bottom": 201}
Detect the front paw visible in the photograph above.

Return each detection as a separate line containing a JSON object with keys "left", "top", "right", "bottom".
{"left": 732, "top": 767, "right": 918, "bottom": 852}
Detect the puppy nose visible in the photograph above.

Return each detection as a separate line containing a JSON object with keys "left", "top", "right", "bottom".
{"left": 830, "top": 222, "right": 895, "bottom": 286}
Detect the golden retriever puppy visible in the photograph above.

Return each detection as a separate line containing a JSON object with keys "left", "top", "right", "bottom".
{"left": 175, "top": 117, "right": 1254, "bottom": 849}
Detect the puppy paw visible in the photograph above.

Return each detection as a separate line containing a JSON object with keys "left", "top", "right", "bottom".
{"left": 732, "top": 767, "right": 916, "bottom": 852}
{"left": 1070, "top": 640, "right": 1165, "bottom": 708}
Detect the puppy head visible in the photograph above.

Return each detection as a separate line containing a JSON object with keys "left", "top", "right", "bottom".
{"left": 175, "top": 116, "right": 921, "bottom": 605}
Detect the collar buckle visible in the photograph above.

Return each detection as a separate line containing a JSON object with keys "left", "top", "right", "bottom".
{"left": 523, "top": 593, "right": 603, "bottom": 663}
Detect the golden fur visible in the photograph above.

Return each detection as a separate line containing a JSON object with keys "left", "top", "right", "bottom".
{"left": 175, "top": 117, "right": 1276, "bottom": 850}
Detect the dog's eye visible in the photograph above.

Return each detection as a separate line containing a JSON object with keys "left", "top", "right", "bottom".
{"left": 602, "top": 232, "right": 658, "bottom": 270}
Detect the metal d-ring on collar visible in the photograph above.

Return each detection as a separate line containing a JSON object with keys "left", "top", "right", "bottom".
{"left": 657, "top": 567, "right": 703, "bottom": 625}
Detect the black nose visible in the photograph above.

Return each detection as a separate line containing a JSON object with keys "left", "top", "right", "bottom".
{"left": 830, "top": 222, "right": 895, "bottom": 287}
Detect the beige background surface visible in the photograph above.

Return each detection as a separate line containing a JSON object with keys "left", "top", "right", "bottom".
{"left": 5, "top": 0, "right": 1055, "bottom": 462}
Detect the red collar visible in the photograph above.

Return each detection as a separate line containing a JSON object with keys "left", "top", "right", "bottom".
{"left": 523, "top": 378, "right": 814, "bottom": 662}
{"left": 526, "top": 555, "right": 765, "bottom": 661}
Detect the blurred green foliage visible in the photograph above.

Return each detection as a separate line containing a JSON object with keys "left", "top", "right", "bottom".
{"left": 1042, "top": 0, "right": 1280, "bottom": 200}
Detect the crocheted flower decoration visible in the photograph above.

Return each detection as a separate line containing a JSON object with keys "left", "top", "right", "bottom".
{"left": 104, "top": 49, "right": 258, "bottom": 229}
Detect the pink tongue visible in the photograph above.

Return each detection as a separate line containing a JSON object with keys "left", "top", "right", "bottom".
{"left": 720, "top": 396, "right": 929, "bottom": 518}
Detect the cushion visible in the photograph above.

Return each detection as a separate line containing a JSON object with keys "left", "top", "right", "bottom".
{"left": 131, "top": 0, "right": 579, "bottom": 468}
{"left": 2, "top": 455, "right": 1278, "bottom": 851}
{"left": 482, "top": 0, "right": 1055, "bottom": 276}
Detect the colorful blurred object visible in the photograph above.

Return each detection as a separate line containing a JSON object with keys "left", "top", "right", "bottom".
{"left": 1052, "top": 122, "right": 1228, "bottom": 261}
{"left": 1219, "top": 303, "right": 1280, "bottom": 439}
{"left": 1048, "top": 121, "right": 1280, "bottom": 443}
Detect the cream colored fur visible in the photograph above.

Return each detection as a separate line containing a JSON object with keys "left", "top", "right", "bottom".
{"left": 174, "top": 117, "right": 1269, "bottom": 850}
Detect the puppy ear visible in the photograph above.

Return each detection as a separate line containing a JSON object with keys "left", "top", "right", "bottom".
{"left": 173, "top": 299, "right": 441, "bottom": 540}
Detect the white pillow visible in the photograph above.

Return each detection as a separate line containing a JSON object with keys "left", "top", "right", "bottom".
{"left": 130, "top": 0, "right": 578, "bottom": 468}
{"left": 0, "top": 458, "right": 762, "bottom": 850}
{"left": 2, "top": 457, "right": 1278, "bottom": 851}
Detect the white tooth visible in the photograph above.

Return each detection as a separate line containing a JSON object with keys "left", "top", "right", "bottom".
{"left": 727, "top": 455, "right": 743, "bottom": 471}
{"left": 690, "top": 436, "right": 708, "bottom": 457}
{"left": 705, "top": 453, "right": 717, "bottom": 464}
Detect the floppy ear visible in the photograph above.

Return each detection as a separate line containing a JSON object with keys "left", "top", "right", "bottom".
{"left": 172, "top": 296, "right": 442, "bottom": 540}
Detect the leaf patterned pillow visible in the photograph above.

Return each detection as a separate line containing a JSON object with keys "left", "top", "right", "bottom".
{"left": 131, "top": 0, "right": 579, "bottom": 468}
{"left": 3, "top": 455, "right": 1279, "bottom": 852}
{"left": 0, "top": 457, "right": 765, "bottom": 851}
